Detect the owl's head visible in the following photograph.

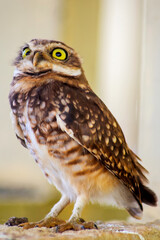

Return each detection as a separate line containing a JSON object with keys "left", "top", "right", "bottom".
{"left": 14, "top": 39, "right": 83, "bottom": 78}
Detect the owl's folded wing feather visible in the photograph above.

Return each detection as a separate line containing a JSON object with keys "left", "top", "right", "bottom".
{"left": 54, "top": 82, "right": 148, "bottom": 207}
{"left": 10, "top": 111, "right": 27, "bottom": 148}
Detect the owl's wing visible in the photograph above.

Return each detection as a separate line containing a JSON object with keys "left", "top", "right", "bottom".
{"left": 10, "top": 111, "right": 27, "bottom": 148}
{"left": 16, "top": 134, "right": 27, "bottom": 148}
{"left": 54, "top": 82, "right": 148, "bottom": 206}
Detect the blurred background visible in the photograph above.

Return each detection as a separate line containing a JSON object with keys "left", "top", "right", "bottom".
{"left": 0, "top": 0, "right": 159, "bottom": 224}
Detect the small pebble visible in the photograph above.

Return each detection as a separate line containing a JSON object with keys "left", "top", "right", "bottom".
{"left": 5, "top": 217, "right": 28, "bottom": 226}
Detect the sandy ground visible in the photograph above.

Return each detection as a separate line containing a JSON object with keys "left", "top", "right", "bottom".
{"left": 0, "top": 220, "right": 160, "bottom": 240}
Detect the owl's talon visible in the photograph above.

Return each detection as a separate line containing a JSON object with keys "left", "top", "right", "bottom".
{"left": 83, "top": 221, "right": 98, "bottom": 230}
{"left": 81, "top": 225, "right": 85, "bottom": 230}
{"left": 94, "top": 223, "right": 98, "bottom": 229}
{"left": 78, "top": 217, "right": 85, "bottom": 223}
{"left": 18, "top": 217, "right": 65, "bottom": 229}
{"left": 19, "top": 222, "right": 36, "bottom": 229}
{"left": 56, "top": 220, "right": 98, "bottom": 232}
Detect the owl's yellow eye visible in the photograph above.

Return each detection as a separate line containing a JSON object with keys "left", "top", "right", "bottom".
{"left": 51, "top": 48, "right": 68, "bottom": 61}
{"left": 22, "top": 47, "right": 31, "bottom": 59}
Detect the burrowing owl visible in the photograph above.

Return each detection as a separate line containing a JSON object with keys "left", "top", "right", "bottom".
{"left": 9, "top": 39, "right": 157, "bottom": 231}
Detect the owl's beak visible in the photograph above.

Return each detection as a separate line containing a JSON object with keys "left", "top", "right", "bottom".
{"left": 33, "top": 51, "right": 44, "bottom": 67}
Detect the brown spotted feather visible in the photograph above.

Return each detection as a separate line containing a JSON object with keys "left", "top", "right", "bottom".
{"left": 9, "top": 39, "right": 157, "bottom": 223}
{"left": 46, "top": 81, "right": 149, "bottom": 208}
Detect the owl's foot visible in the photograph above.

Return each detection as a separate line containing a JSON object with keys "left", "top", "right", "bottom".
{"left": 19, "top": 217, "right": 65, "bottom": 229}
{"left": 56, "top": 218, "right": 98, "bottom": 232}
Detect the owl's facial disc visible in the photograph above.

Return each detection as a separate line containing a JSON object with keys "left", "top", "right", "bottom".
{"left": 14, "top": 39, "right": 82, "bottom": 78}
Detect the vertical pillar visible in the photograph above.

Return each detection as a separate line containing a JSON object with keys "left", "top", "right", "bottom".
{"left": 138, "top": 0, "right": 160, "bottom": 202}
{"left": 97, "top": 0, "right": 143, "bottom": 151}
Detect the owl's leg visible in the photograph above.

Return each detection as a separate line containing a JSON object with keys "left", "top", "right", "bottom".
{"left": 56, "top": 196, "right": 98, "bottom": 232}
{"left": 18, "top": 195, "right": 69, "bottom": 229}
{"left": 69, "top": 195, "right": 86, "bottom": 221}
{"left": 45, "top": 195, "right": 70, "bottom": 218}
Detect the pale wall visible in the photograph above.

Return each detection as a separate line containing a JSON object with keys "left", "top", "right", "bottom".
{"left": 138, "top": 0, "right": 160, "bottom": 203}
{"left": 0, "top": 0, "right": 63, "bottom": 191}
{"left": 0, "top": 0, "right": 160, "bottom": 220}
{"left": 97, "top": 0, "right": 160, "bottom": 220}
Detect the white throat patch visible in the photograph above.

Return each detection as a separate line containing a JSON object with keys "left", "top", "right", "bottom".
{"left": 53, "top": 64, "right": 81, "bottom": 77}
{"left": 13, "top": 69, "right": 23, "bottom": 77}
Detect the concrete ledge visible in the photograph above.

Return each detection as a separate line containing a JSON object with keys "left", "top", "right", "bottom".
{"left": 0, "top": 220, "right": 160, "bottom": 240}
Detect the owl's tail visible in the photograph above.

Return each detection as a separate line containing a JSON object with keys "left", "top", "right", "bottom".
{"left": 125, "top": 149, "right": 157, "bottom": 219}
{"left": 140, "top": 182, "right": 158, "bottom": 206}
{"left": 129, "top": 149, "right": 158, "bottom": 208}
{"left": 126, "top": 183, "right": 158, "bottom": 219}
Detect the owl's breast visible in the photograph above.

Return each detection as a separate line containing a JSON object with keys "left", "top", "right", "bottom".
{"left": 10, "top": 85, "right": 119, "bottom": 202}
